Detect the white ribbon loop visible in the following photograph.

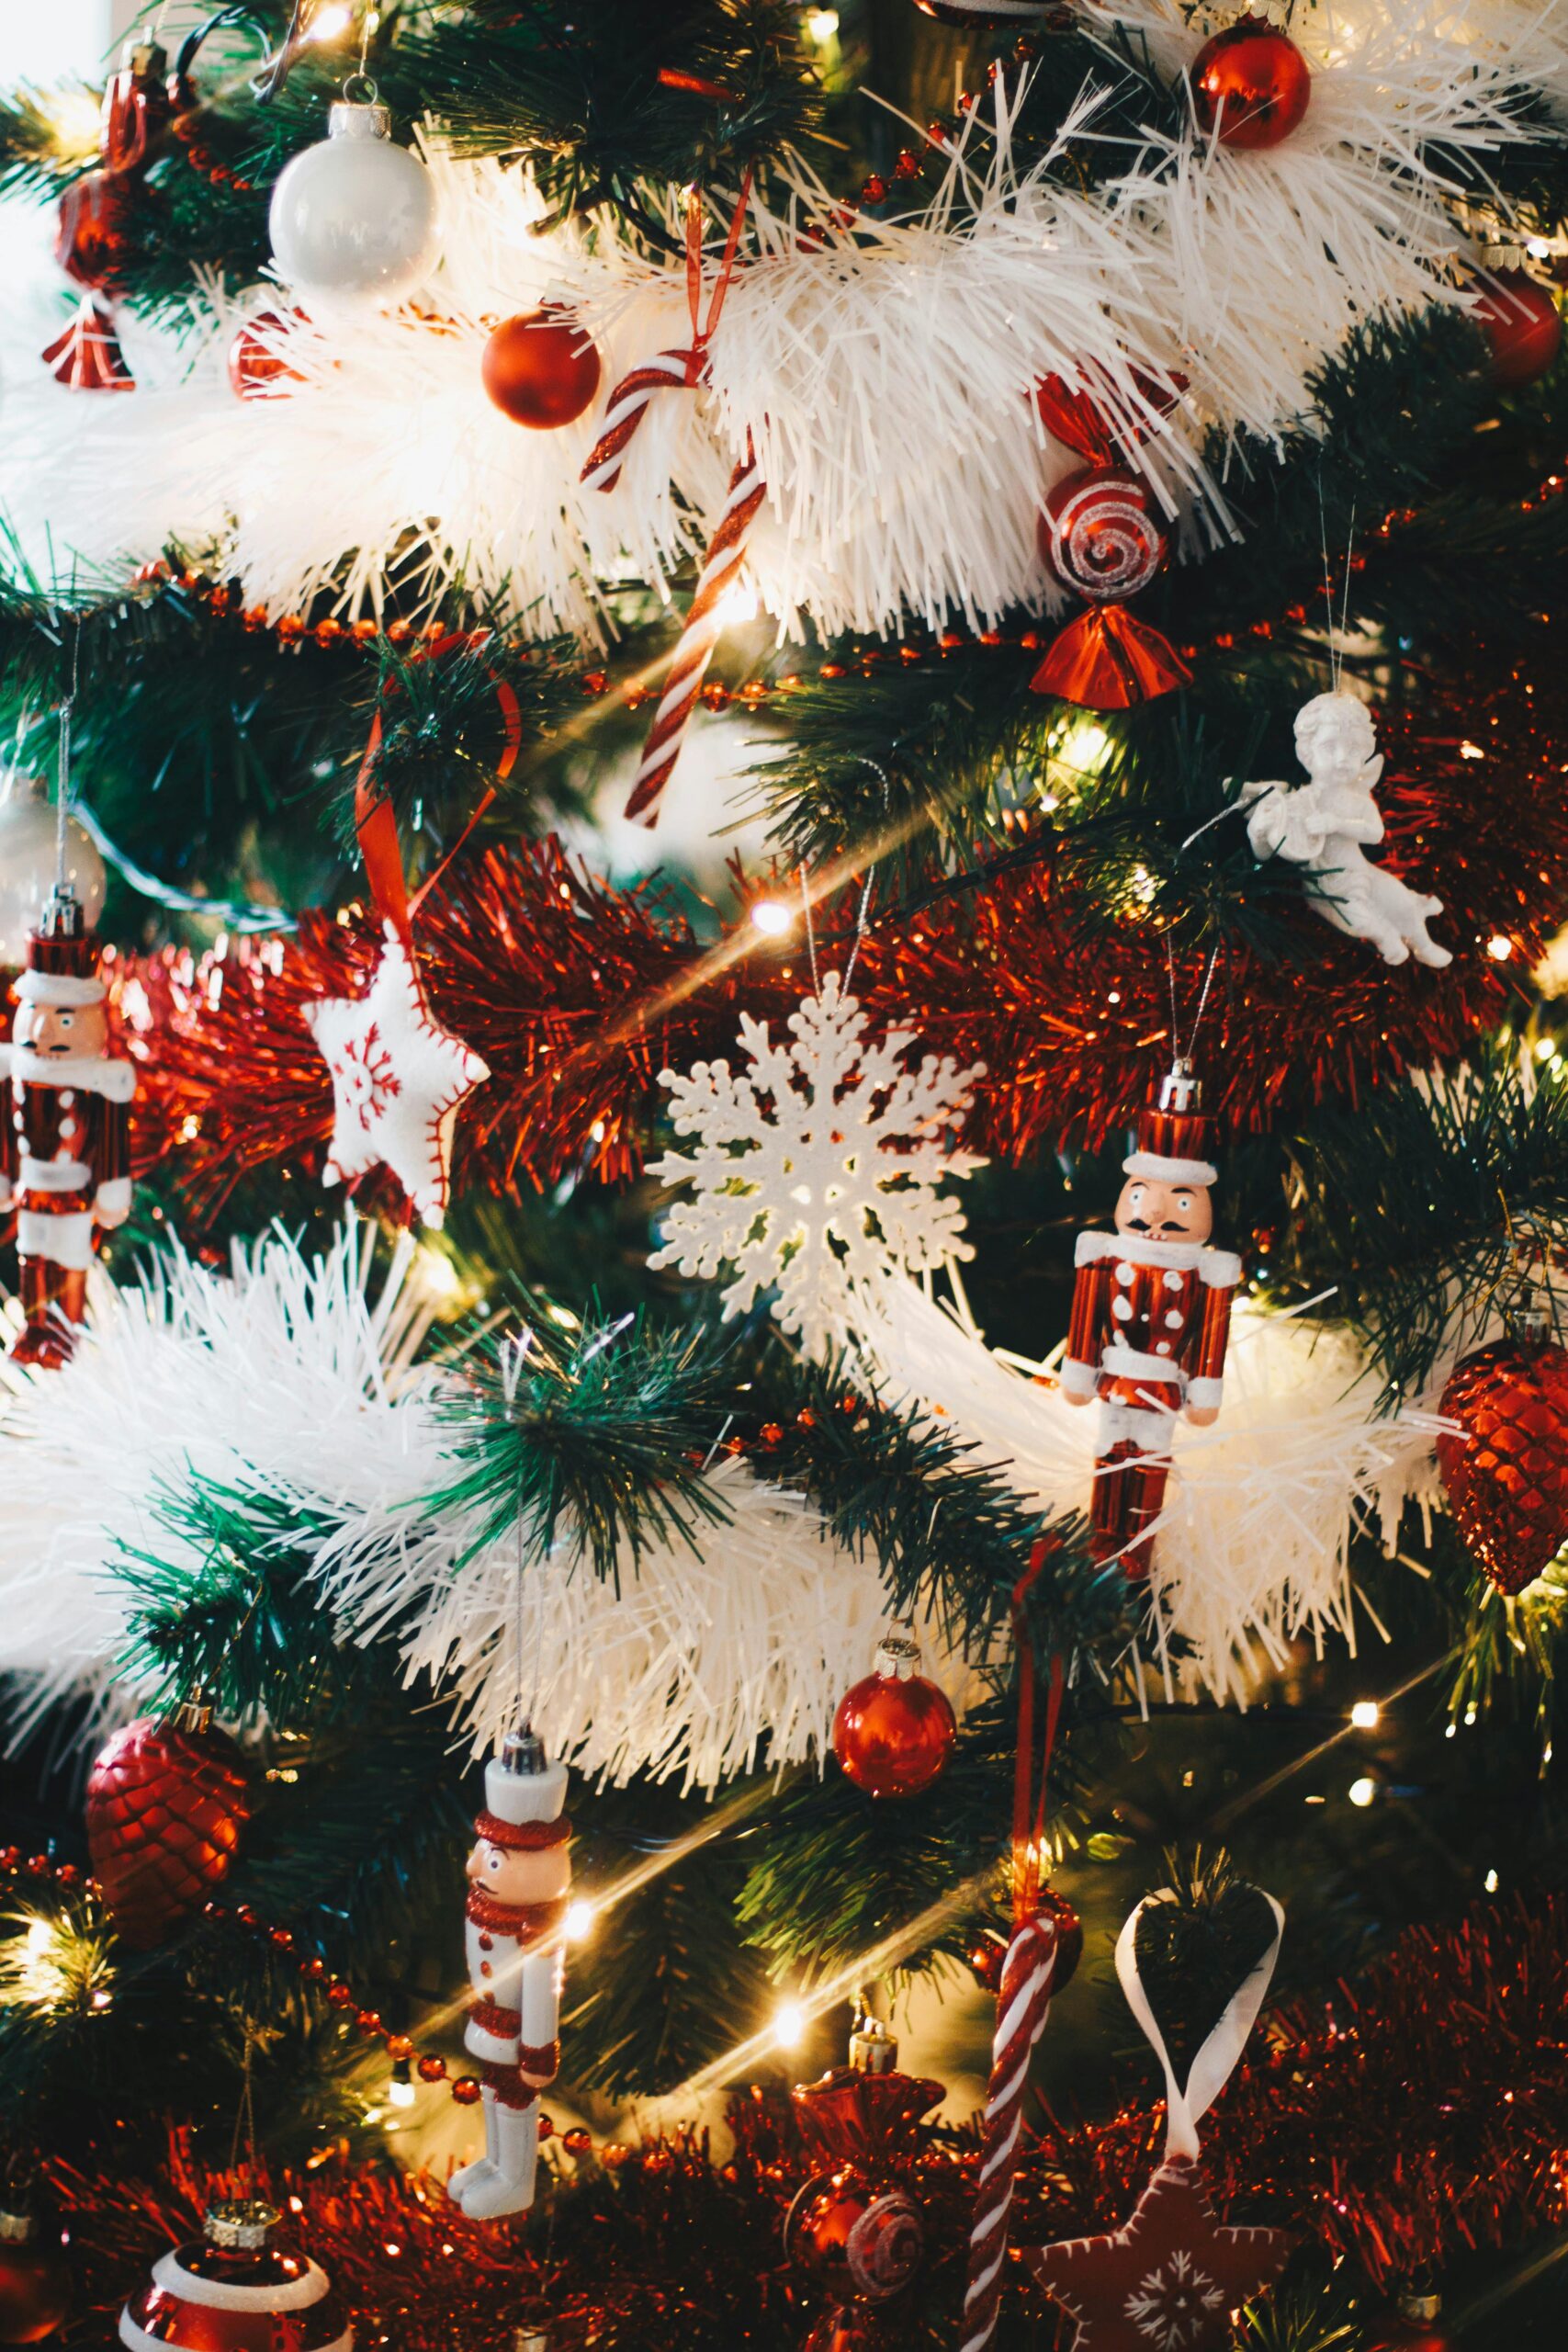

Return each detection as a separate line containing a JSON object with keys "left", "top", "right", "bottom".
{"left": 1114, "top": 1888, "right": 1284, "bottom": 2163}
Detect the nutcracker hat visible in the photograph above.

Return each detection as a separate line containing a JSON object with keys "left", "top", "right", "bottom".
{"left": 13, "top": 889, "right": 107, "bottom": 1012}
{"left": 1123, "top": 1059, "right": 1217, "bottom": 1188}
{"left": 477, "top": 1727, "right": 570, "bottom": 1851}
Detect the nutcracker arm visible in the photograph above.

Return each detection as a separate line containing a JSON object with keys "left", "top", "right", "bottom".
{"left": 1064, "top": 1238, "right": 1110, "bottom": 1402}
{"left": 1184, "top": 1250, "right": 1241, "bottom": 1419}
{"left": 518, "top": 1945, "right": 563, "bottom": 2086}
{"left": 94, "top": 1176, "right": 132, "bottom": 1225}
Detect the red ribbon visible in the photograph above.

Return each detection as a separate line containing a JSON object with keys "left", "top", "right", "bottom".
{"left": 1010, "top": 1540, "right": 1064, "bottom": 1929}
{"left": 355, "top": 634, "right": 522, "bottom": 946}
{"left": 678, "top": 172, "right": 753, "bottom": 387}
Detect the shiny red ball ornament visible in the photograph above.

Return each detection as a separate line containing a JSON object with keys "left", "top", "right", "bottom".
{"left": 832, "top": 1630, "right": 956, "bottom": 1799}
{"left": 85, "top": 1711, "right": 250, "bottom": 1949}
{"left": 481, "top": 308, "right": 602, "bottom": 429}
{"left": 0, "top": 2213, "right": 71, "bottom": 2345}
{"left": 228, "top": 310, "right": 306, "bottom": 401}
{"left": 1037, "top": 464, "right": 1168, "bottom": 605}
{"left": 1437, "top": 1333, "right": 1568, "bottom": 1596}
{"left": 118, "top": 2199, "right": 352, "bottom": 2352}
{"left": 784, "top": 2171, "right": 924, "bottom": 2301}
{"left": 1190, "top": 16, "right": 1312, "bottom": 151}
{"left": 1472, "top": 270, "right": 1562, "bottom": 390}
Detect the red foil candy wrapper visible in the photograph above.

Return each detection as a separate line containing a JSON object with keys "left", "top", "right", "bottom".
{"left": 1437, "top": 1335, "right": 1568, "bottom": 1595}
{"left": 791, "top": 2067, "right": 944, "bottom": 2172}
{"left": 86, "top": 1714, "right": 250, "bottom": 1950}
{"left": 118, "top": 2202, "right": 351, "bottom": 2352}
{"left": 1031, "top": 408, "right": 1190, "bottom": 707}
{"left": 54, "top": 170, "right": 138, "bottom": 295}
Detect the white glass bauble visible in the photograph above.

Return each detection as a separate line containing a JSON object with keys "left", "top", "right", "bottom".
{"left": 267, "top": 96, "right": 439, "bottom": 305}
{"left": 0, "top": 776, "right": 107, "bottom": 966}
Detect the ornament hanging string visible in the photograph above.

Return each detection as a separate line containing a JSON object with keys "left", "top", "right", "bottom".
{"left": 581, "top": 175, "right": 753, "bottom": 493}
{"left": 355, "top": 636, "right": 523, "bottom": 949}
{"left": 1165, "top": 935, "right": 1222, "bottom": 1067}
{"left": 959, "top": 1541, "right": 1066, "bottom": 2352}
{"left": 55, "top": 620, "right": 82, "bottom": 899}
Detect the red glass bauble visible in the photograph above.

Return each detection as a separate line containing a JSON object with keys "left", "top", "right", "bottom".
{"left": 1037, "top": 464, "right": 1167, "bottom": 605}
{"left": 1472, "top": 270, "right": 1562, "bottom": 391}
{"left": 481, "top": 308, "right": 602, "bottom": 428}
{"left": 85, "top": 1713, "right": 250, "bottom": 1949}
{"left": 784, "top": 2170, "right": 924, "bottom": 2301}
{"left": 119, "top": 2201, "right": 351, "bottom": 2352}
{"left": 53, "top": 171, "right": 138, "bottom": 295}
{"left": 1363, "top": 2294, "right": 1453, "bottom": 2351}
{"left": 1190, "top": 17, "right": 1312, "bottom": 151}
{"left": 832, "top": 1637, "right": 955, "bottom": 1799}
{"left": 228, "top": 310, "right": 307, "bottom": 401}
{"left": 0, "top": 2217, "right": 71, "bottom": 2345}
{"left": 1437, "top": 1337, "right": 1568, "bottom": 1596}
{"left": 102, "top": 41, "right": 173, "bottom": 175}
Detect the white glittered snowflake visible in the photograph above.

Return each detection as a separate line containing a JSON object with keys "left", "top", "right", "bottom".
{"left": 648, "top": 973, "right": 984, "bottom": 1355}
{"left": 1124, "top": 2249, "right": 1227, "bottom": 2348}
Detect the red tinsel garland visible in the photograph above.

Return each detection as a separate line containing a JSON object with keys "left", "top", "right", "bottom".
{"left": 37, "top": 1898, "right": 1568, "bottom": 2349}
{"left": 110, "top": 657, "right": 1568, "bottom": 1220}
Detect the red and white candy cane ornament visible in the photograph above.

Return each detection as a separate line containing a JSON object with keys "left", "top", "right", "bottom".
{"left": 622, "top": 435, "right": 767, "bottom": 825}
{"left": 960, "top": 1550, "right": 1075, "bottom": 2352}
{"left": 580, "top": 175, "right": 752, "bottom": 494}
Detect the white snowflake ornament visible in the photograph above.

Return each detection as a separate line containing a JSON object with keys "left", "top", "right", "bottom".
{"left": 303, "top": 921, "right": 489, "bottom": 1229}
{"left": 648, "top": 973, "right": 984, "bottom": 1354}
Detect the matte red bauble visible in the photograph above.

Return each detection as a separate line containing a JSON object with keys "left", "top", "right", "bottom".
{"left": 1190, "top": 17, "right": 1312, "bottom": 151}
{"left": 832, "top": 1630, "right": 955, "bottom": 1799}
{"left": 53, "top": 171, "right": 137, "bottom": 295}
{"left": 0, "top": 2214, "right": 71, "bottom": 2345}
{"left": 118, "top": 2200, "right": 352, "bottom": 2352}
{"left": 1437, "top": 1334, "right": 1568, "bottom": 1596}
{"left": 86, "top": 1711, "right": 250, "bottom": 1949}
{"left": 228, "top": 310, "right": 306, "bottom": 401}
{"left": 1472, "top": 270, "right": 1562, "bottom": 390}
{"left": 482, "top": 308, "right": 602, "bottom": 428}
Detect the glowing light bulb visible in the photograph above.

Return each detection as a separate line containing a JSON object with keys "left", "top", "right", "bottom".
{"left": 773, "top": 2000, "right": 807, "bottom": 2049}
{"left": 1059, "top": 719, "right": 1111, "bottom": 773}
{"left": 309, "top": 4, "right": 355, "bottom": 40}
{"left": 1488, "top": 934, "right": 1515, "bottom": 961}
{"left": 564, "top": 1899, "right": 597, "bottom": 1943}
{"left": 806, "top": 9, "right": 840, "bottom": 41}
{"left": 1349, "top": 1701, "right": 1380, "bottom": 1729}
{"left": 1348, "top": 1776, "right": 1377, "bottom": 1809}
{"left": 388, "top": 2057, "right": 416, "bottom": 2109}
{"left": 716, "top": 582, "right": 760, "bottom": 628}
{"left": 24, "top": 1919, "right": 52, "bottom": 1958}
{"left": 1536, "top": 1037, "right": 1559, "bottom": 1063}
{"left": 750, "top": 901, "right": 793, "bottom": 936}
{"left": 1484, "top": 1868, "right": 1500, "bottom": 1894}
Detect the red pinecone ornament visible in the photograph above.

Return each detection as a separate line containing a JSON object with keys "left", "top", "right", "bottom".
{"left": 86, "top": 1713, "right": 250, "bottom": 1948}
{"left": 1437, "top": 1336, "right": 1568, "bottom": 1596}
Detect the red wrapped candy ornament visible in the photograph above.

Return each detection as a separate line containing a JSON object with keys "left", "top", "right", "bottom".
{"left": 86, "top": 1708, "right": 250, "bottom": 1949}
{"left": 40, "top": 34, "right": 168, "bottom": 391}
{"left": 832, "top": 1627, "right": 955, "bottom": 1799}
{"left": 1437, "top": 1318, "right": 1568, "bottom": 1596}
{"left": 1032, "top": 375, "right": 1190, "bottom": 709}
{"left": 786, "top": 2061, "right": 942, "bottom": 2352}
{"left": 118, "top": 2199, "right": 352, "bottom": 2352}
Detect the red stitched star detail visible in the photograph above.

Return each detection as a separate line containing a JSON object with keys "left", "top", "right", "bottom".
{"left": 1025, "top": 2157, "right": 1292, "bottom": 2351}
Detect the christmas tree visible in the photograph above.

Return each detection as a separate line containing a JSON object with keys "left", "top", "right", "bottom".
{"left": 1, "top": 2, "right": 1566, "bottom": 2345}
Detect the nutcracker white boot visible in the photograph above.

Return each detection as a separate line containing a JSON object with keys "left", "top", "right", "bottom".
{"left": 446, "top": 2087, "right": 500, "bottom": 2208}
{"left": 456, "top": 2094, "right": 539, "bottom": 2220}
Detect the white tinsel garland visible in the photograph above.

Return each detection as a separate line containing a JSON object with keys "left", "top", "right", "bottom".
{"left": 852, "top": 1274, "right": 1448, "bottom": 1704}
{"left": 0, "top": 0, "right": 1562, "bottom": 640}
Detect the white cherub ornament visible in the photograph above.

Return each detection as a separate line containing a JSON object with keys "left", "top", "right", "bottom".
{"left": 1240, "top": 692, "right": 1450, "bottom": 968}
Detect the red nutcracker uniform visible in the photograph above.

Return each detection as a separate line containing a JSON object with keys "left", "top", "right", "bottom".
{"left": 448, "top": 1731, "right": 570, "bottom": 2222}
{"left": 1062, "top": 1064, "right": 1239, "bottom": 1578}
{"left": 0, "top": 894, "right": 134, "bottom": 1368}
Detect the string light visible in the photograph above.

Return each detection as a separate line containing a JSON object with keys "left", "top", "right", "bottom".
{"left": 772, "top": 2000, "right": 807, "bottom": 2050}
{"left": 1348, "top": 1776, "right": 1377, "bottom": 1808}
{"left": 750, "top": 901, "right": 793, "bottom": 936}
{"left": 1488, "top": 934, "right": 1516, "bottom": 960}
{"left": 1350, "top": 1701, "right": 1381, "bottom": 1728}
{"left": 564, "top": 1899, "right": 596, "bottom": 1943}
{"left": 388, "top": 2057, "right": 417, "bottom": 2109}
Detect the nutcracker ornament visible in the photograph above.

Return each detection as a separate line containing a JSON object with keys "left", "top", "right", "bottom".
{"left": 448, "top": 1728, "right": 570, "bottom": 2221}
{"left": 0, "top": 888, "right": 135, "bottom": 1368}
{"left": 1061, "top": 1060, "right": 1239, "bottom": 1577}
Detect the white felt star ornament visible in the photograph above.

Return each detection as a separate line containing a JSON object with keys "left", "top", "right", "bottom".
{"left": 304, "top": 920, "right": 489, "bottom": 1229}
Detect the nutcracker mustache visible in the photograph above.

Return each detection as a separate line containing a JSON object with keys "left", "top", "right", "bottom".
{"left": 1123, "top": 1215, "right": 1194, "bottom": 1238}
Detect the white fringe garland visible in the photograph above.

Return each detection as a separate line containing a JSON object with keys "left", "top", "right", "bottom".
{"left": 852, "top": 1273, "right": 1449, "bottom": 1705}
{"left": 0, "top": 0, "right": 1562, "bottom": 640}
